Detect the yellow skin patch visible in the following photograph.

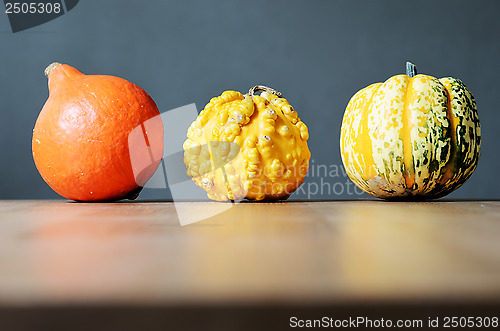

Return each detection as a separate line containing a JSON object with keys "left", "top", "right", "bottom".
{"left": 184, "top": 90, "right": 311, "bottom": 201}
{"left": 340, "top": 74, "right": 481, "bottom": 199}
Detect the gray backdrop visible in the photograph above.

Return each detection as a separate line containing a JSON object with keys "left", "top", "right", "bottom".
{"left": 0, "top": 0, "right": 498, "bottom": 200}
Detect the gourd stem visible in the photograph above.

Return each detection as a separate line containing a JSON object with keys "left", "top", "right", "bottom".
{"left": 406, "top": 62, "right": 417, "bottom": 77}
{"left": 246, "top": 85, "right": 283, "bottom": 98}
{"left": 45, "top": 62, "right": 62, "bottom": 78}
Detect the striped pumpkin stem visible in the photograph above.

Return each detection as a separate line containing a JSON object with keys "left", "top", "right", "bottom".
{"left": 406, "top": 62, "right": 417, "bottom": 77}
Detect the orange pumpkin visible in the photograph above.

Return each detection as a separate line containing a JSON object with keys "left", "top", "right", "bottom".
{"left": 32, "top": 63, "right": 164, "bottom": 201}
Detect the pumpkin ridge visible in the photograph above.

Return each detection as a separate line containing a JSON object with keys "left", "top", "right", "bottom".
{"left": 340, "top": 83, "right": 382, "bottom": 194}
{"left": 409, "top": 75, "right": 452, "bottom": 195}
{"left": 359, "top": 84, "right": 381, "bottom": 181}
{"left": 402, "top": 75, "right": 415, "bottom": 192}
{"left": 437, "top": 80, "right": 458, "bottom": 187}
{"left": 428, "top": 77, "right": 481, "bottom": 197}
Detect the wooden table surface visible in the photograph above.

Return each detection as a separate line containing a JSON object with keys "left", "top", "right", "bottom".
{"left": 1, "top": 200, "right": 499, "bottom": 330}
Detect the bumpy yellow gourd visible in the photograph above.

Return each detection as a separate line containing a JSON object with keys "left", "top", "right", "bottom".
{"left": 183, "top": 85, "right": 311, "bottom": 201}
{"left": 340, "top": 62, "right": 481, "bottom": 199}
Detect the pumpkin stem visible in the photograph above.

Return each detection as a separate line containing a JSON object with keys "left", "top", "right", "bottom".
{"left": 44, "top": 62, "right": 62, "bottom": 78}
{"left": 406, "top": 62, "right": 417, "bottom": 77}
{"left": 246, "top": 85, "right": 283, "bottom": 98}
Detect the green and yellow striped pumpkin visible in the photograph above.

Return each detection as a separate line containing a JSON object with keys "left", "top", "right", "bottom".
{"left": 340, "top": 63, "right": 481, "bottom": 199}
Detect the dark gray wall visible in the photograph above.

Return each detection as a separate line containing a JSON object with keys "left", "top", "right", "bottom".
{"left": 0, "top": 0, "right": 498, "bottom": 200}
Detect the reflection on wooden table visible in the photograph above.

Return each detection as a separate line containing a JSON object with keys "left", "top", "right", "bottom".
{"left": 0, "top": 200, "right": 499, "bottom": 307}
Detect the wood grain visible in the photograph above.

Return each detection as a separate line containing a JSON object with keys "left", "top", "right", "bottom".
{"left": 0, "top": 200, "right": 499, "bottom": 307}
